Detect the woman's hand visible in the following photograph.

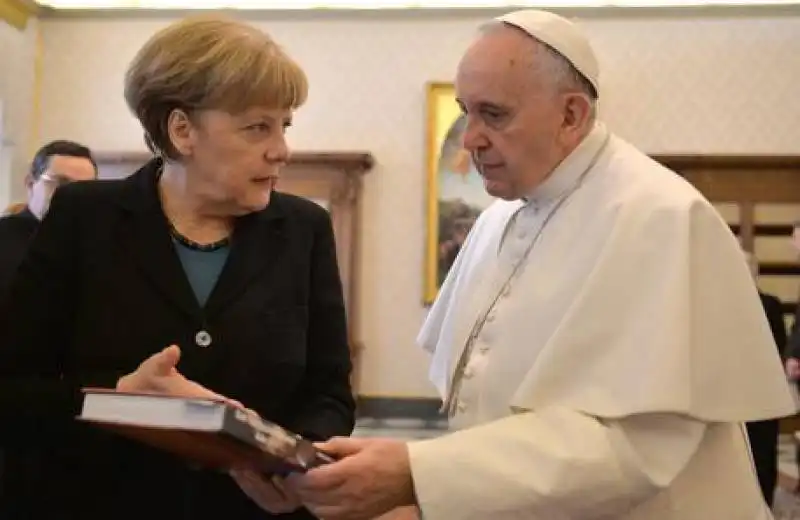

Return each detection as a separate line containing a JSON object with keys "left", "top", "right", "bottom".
{"left": 230, "top": 469, "right": 303, "bottom": 515}
{"left": 117, "top": 345, "right": 240, "bottom": 406}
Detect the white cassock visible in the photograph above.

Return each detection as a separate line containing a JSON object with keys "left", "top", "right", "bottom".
{"left": 407, "top": 122, "right": 796, "bottom": 519}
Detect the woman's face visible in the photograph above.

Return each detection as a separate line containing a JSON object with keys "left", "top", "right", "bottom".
{"left": 170, "top": 105, "right": 293, "bottom": 215}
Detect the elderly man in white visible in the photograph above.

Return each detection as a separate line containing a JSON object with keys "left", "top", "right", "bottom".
{"left": 232, "top": 8, "right": 796, "bottom": 520}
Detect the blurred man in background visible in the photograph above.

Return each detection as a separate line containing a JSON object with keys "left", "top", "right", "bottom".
{"left": 782, "top": 220, "right": 800, "bottom": 493}
{"left": 0, "top": 140, "right": 96, "bottom": 516}
{"left": 744, "top": 251, "right": 787, "bottom": 507}
{"left": 785, "top": 221, "right": 800, "bottom": 378}
{"left": 0, "top": 140, "right": 97, "bottom": 296}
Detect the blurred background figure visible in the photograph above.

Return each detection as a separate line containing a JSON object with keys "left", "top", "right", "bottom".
{"left": 0, "top": 140, "right": 97, "bottom": 296}
{"left": 744, "top": 250, "right": 788, "bottom": 508}
{"left": 0, "top": 139, "right": 96, "bottom": 515}
{"left": 784, "top": 221, "right": 800, "bottom": 380}
{"left": 781, "top": 220, "right": 800, "bottom": 494}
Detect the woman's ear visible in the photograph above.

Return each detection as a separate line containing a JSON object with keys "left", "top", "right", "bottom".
{"left": 167, "top": 109, "right": 195, "bottom": 157}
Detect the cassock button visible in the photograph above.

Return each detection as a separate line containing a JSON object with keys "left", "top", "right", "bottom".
{"left": 195, "top": 330, "right": 212, "bottom": 348}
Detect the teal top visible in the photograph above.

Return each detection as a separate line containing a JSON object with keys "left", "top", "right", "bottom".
{"left": 172, "top": 239, "right": 230, "bottom": 306}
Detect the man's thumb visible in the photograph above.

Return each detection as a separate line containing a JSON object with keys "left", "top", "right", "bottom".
{"left": 313, "top": 436, "right": 365, "bottom": 458}
{"left": 151, "top": 344, "right": 181, "bottom": 374}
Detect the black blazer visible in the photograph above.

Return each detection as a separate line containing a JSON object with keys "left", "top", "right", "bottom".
{"left": 759, "top": 291, "right": 788, "bottom": 360}
{"left": 787, "top": 300, "right": 800, "bottom": 360}
{"left": 0, "top": 161, "right": 355, "bottom": 519}
{"left": 0, "top": 208, "right": 38, "bottom": 297}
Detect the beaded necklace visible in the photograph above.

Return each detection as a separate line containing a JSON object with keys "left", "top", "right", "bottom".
{"left": 157, "top": 165, "right": 231, "bottom": 252}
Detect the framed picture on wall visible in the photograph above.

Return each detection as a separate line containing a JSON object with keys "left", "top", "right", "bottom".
{"left": 423, "top": 82, "right": 495, "bottom": 305}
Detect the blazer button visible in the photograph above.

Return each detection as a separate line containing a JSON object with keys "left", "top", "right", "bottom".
{"left": 195, "top": 330, "right": 212, "bottom": 348}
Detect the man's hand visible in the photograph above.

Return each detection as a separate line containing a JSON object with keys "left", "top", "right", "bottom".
{"left": 230, "top": 470, "right": 303, "bottom": 515}
{"left": 117, "top": 345, "right": 240, "bottom": 406}
{"left": 787, "top": 357, "right": 800, "bottom": 380}
{"left": 374, "top": 506, "right": 421, "bottom": 520}
{"left": 288, "top": 437, "right": 415, "bottom": 520}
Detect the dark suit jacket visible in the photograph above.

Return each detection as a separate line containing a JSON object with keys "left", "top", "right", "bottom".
{"left": 787, "top": 299, "right": 800, "bottom": 360}
{"left": 0, "top": 160, "right": 355, "bottom": 520}
{"left": 0, "top": 208, "right": 38, "bottom": 297}
{"left": 759, "top": 291, "right": 788, "bottom": 358}
{"left": 0, "top": 208, "right": 38, "bottom": 510}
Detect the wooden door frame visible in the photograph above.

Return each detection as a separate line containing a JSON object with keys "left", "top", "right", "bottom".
{"left": 652, "top": 155, "right": 800, "bottom": 253}
{"left": 653, "top": 154, "right": 800, "bottom": 432}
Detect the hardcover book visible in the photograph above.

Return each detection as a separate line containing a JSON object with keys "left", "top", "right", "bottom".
{"left": 78, "top": 388, "right": 334, "bottom": 475}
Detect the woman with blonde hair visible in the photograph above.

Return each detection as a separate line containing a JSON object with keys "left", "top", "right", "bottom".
{"left": 0, "top": 16, "right": 355, "bottom": 519}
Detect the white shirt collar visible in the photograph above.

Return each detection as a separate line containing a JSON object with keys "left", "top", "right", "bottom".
{"left": 522, "top": 122, "right": 610, "bottom": 209}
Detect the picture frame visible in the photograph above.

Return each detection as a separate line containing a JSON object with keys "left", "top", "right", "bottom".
{"left": 423, "top": 82, "right": 495, "bottom": 305}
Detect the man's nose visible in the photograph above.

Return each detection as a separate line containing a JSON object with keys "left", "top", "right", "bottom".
{"left": 461, "top": 117, "right": 488, "bottom": 151}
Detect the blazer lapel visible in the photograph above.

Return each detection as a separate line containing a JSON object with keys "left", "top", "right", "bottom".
{"left": 114, "top": 160, "right": 288, "bottom": 320}
{"left": 203, "top": 199, "right": 286, "bottom": 318}
{"left": 116, "top": 160, "right": 201, "bottom": 320}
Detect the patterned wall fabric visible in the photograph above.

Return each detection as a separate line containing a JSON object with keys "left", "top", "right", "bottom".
{"left": 11, "top": 10, "right": 800, "bottom": 396}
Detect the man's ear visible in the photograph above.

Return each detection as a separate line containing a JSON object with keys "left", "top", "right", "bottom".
{"left": 24, "top": 173, "right": 34, "bottom": 190}
{"left": 562, "top": 92, "right": 594, "bottom": 134}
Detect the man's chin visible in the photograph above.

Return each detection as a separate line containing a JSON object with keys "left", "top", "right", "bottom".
{"left": 483, "top": 180, "right": 515, "bottom": 201}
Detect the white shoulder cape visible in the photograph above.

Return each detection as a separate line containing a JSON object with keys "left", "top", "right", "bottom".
{"left": 419, "top": 136, "right": 796, "bottom": 423}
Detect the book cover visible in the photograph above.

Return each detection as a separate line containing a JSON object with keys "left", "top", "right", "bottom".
{"left": 77, "top": 388, "right": 334, "bottom": 475}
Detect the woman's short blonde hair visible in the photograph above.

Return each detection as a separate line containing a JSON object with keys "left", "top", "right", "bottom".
{"left": 124, "top": 15, "right": 308, "bottom": 159}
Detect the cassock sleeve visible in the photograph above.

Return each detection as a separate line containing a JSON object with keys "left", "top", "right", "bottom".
{"left": 408, "top": 408, "right": 705, "bottom": 520}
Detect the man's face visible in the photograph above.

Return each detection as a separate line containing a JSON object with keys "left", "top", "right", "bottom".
{"left": 27, "top": 154, "right": 96, "bottom": 219}
{"left": 455, "top": 27, "right": 588, "bottom": 201}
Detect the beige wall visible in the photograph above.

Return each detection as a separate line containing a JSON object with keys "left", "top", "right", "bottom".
{"left": 0, "top": 18, "right": 36, "bottom": 208}
{"left": 2, "top": 7, "right": 799, "bottom": 397}
{"left": 716, "top": 202, "right": 800, "bottom": 332}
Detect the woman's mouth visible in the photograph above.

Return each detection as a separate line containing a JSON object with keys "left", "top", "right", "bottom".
{"left": 252, "top": 176, "right": 277, "bottom": 187}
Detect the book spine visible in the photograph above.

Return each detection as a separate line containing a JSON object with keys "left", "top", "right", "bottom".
{"left": 222, "top": 407, "right": 258, "bottom": 447}
{"left": 222, "top": 408, "right": 300, "bottom": 474}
